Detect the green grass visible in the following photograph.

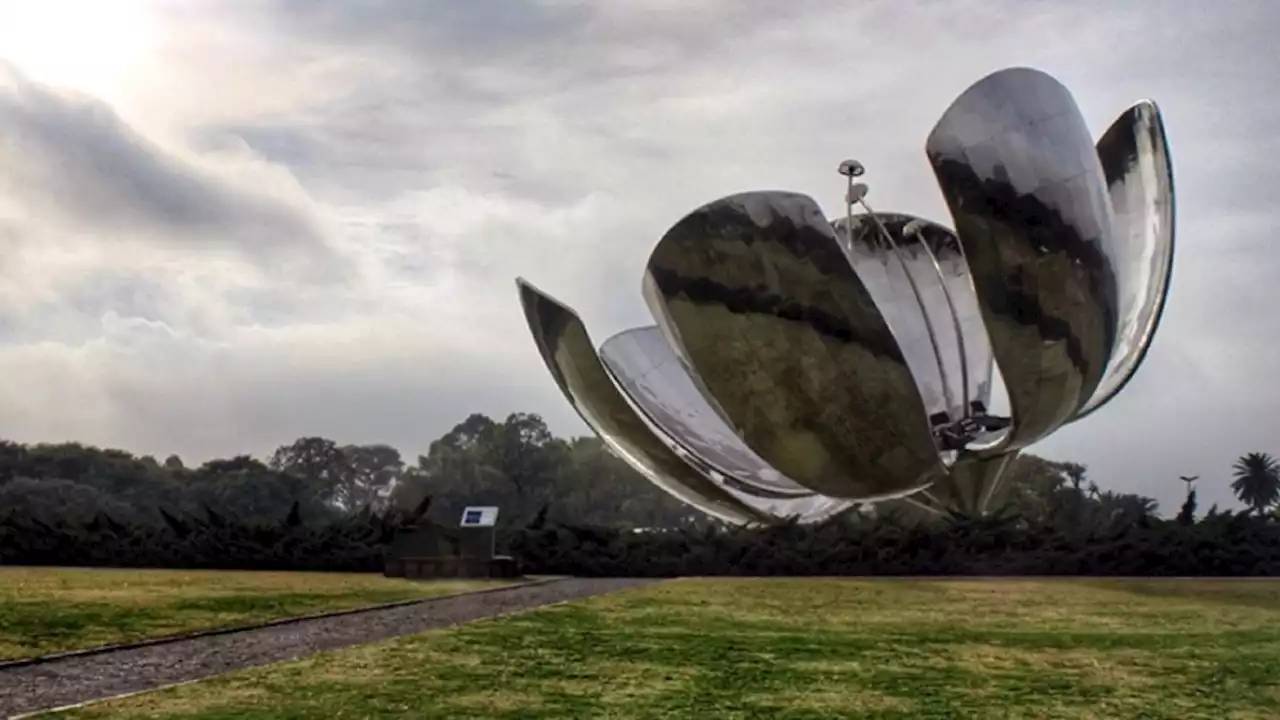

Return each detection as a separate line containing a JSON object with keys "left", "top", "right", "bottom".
{"left": 0, "top": 567, "right": 510, "bottom": 660}
{"left": 47, "top": 578, "right": 1280, "bottom": 719}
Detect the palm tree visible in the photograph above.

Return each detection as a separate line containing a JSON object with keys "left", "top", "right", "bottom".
{"left": 1230, "top": 453, "right": 1280, "bottom": 516}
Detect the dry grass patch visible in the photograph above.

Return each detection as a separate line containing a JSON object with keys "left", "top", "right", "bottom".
{"left": 757, "top": 688, "right": 915, "bottom": 714}
{"left": 446, "top": 690, "right": 545, "bottom": 711}
{"left": 549, "top": 661, "right": 698, "bottom": 704}
{"left": 946, "top": 644, "right": 1183, "bottom": 685}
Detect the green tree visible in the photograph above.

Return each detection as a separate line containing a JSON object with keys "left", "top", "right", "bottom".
{"left": 412, "top": 413, "right": 568, "bottom": 525}
{"left": 268, "top": 436, "right": 346, "bottom": 509}
{"left": 1231, "top": 453, "right": 1280, "bottom": 516}
{"left": 486, "top": 413, "right": 567, "bottom": 502}
{"left": 391, "top": 415, "right": 692, "bottom": 529}
{"left": 191, "top": 455, "right": 325, "bottom": 522}
{"left": 0, "top": 477, "right": 141, "bottom": 523}
{"left": 0, "top": 440, "right": 28, "bottom": 484}
{"left": 336, "top": 444, "right": 404, "bottom": 513}
{"left": 558, "top": 436, "right": 691, "bottom": 527}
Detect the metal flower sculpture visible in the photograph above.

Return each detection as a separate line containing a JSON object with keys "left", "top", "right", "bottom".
{"left": 516, "top": 67, "right": 1175, "bottom": 524}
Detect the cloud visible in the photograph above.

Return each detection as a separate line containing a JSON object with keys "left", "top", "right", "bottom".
{"left": 0, "top": 0, "right": 1276, "bottom": 516}
{"left": 0, "top": 64, "right": 344, "bottom": 277}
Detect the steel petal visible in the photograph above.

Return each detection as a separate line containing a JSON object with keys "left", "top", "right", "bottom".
{"left": 833, "top": 212, "right": 995, "bottom": 424}
{"left": 600, "top": 326, "right": 814, "bottom": 498}
{"left": 516, "top": 278, "right": 775, "bottom": 526}
{"left": 642, "top": 190, "right": 943, "bottom": 499}
{"left": 1074, "top": 100, "right": 1175, "bottom": 420}
{"left": 601, "top": 328, "right": 858, "bottom": 523}
{"left": 926, "top": 67, "right": 1119, "bottom": 453}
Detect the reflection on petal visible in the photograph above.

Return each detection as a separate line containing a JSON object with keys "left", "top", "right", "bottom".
{"left": 644, "top": 191, "right": 942, "bottom": 500}
{"left": 1074, "top": 101, "right": 1175, "bottom": 420}
{"left": 600, "top": 326, "right": 811, "bottom": 498}
{"left": 516, "top": 278, "right": 772, "bottom": 525}
{"left": 926, "top": 67, "right": 1119, "bottom": 453}
{"left": 917, "top": 453, "right": 1018, "bottom": 517}
{"left": 833, "top": 212, "right": 994, "bottom": 424}
{"left": 599, "top": 328, "right": 856, "bottom": 523}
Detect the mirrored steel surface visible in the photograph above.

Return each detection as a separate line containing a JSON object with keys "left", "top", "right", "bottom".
{"left": 599, "top": 326, "right": 812, "bottom": 497}
{"left": 642, "top": 190, "right": 943, "bottom": 499}
{"left": 1074, "top": 100, "right": 1175, "bottom": 420}
{"left": 514, "top": 66, "right": 1174, "bottom": 525}
{"left": 663, "top": 440, "right": 857, "bottom": 522}
{"left": 515, "top": 278, "right": 773, "bottom": 525}
{"left": 833, "top": 212, "right": 995, "bottom": 425}
{"left": 926, "top": 67, "right": 1119, "bottom": 453}
{"left": 664, "top": 452, "right": 856, "bottom": 523}
{"left": 913, "top": 453, "right": 1017, "bottom": 517}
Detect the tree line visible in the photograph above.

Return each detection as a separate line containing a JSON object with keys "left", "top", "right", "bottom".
{"left": 2, "top": 412, "right": 1280, "bottom": 575}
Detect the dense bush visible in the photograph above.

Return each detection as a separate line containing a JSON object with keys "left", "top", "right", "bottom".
{"left": 6, "top": 503, "right": 1280, "bottom": 577}
{"left": 3, "top": 414, "right": 1279, "bottom": 577}
{"left": 512, "top": 513, "right": 1280, "bottom": 577}
{"left": 0, "top": 502, "right": 394, "bottom": 572}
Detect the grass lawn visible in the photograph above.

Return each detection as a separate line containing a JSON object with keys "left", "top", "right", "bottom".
{"left": 51, "top": 578, "right": 1280, "bottom": 719}
{"left": 0, "top": 567, "right": 510, "bottom": 661}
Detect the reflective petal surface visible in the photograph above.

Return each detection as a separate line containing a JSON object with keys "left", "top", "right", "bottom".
{"left": 1075, "top": 100, "right": 1175, "bottom": 420}
{"left": 516, "top": 278, "right": 773, "bottom": 525}
{"left": 514, "top": 66, "right": 1174, "bottom": 525}
{"left": 643, "top": 191, "right": 943, "bottom": 499}
{"left": 916, "top": 453, "right": 1018, "bottom": 517}
{"left": 833, "top": 212, "right": 995, "bottom": 424}
{"left": 599, "top": 326, "right": 811, "bottom": 497}
{"left": 926, "top": 67, "right": 1119, "bottom": 453}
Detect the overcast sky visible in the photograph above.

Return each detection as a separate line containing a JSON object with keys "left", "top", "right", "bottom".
{"left": 0, "top": 0, "right": 1274, "bottom": 514}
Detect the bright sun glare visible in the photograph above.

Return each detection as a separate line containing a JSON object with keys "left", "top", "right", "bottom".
{"left": 0, "top": 0, "right": 158, "bottom": 101}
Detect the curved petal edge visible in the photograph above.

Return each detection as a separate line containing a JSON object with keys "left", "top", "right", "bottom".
{"left": 516, "top": 277, "right": 776, "bottom": 526}
{"left": 599, "top": 325, "right": 812, "bottom": 499}
{"left": 1073, "top": 100, "right": 1175, "bottom": 420}
{"left": 926, "top": 67, "right": 1120, "bottom": 454}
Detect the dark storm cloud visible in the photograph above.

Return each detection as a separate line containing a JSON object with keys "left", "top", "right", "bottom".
{"left": 0, "top": 65, "right": 342, "bottom": 275}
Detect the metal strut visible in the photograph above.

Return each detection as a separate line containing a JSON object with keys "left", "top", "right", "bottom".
{"left": 839, "top": 160, "right": 955, "bottom": 423}
{"left": 903, "top": 219, "right": 970, "bottom": 418}
{"left": 838, "top": 159, "right": 1010, "bottom": 453}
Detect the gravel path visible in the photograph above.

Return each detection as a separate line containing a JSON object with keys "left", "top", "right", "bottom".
{"left": 1, "top": 577, "right": 655, "bottom": 718}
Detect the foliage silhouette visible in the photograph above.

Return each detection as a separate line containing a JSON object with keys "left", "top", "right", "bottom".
{"left": 1231, "top": 452, "right": 1280, "bottom": 516}
{"left": 0, "top": 417, "right": 1276, "bottom": 576}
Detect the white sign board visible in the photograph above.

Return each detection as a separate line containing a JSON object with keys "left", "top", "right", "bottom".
{"left": 459, "top": 506, "right": 499, "bottom": 528}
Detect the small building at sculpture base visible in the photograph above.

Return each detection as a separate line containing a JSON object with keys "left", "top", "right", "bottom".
{"left": 384, "top": 554, "right": 521, "bottom": 580}
{"left": 383, "top": 506, "right": 521, "bottom": 580}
